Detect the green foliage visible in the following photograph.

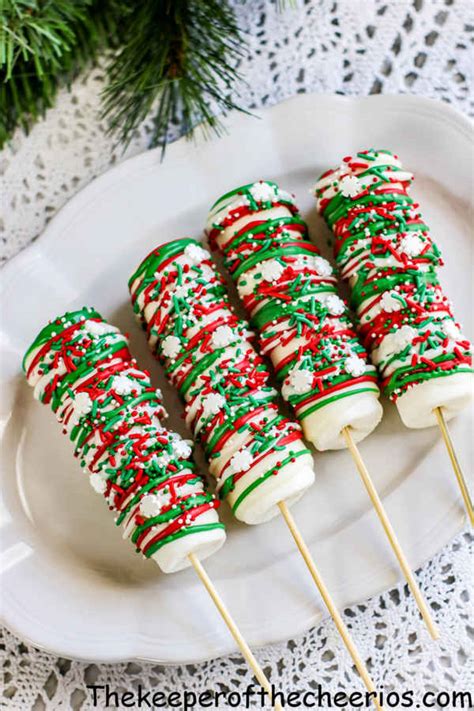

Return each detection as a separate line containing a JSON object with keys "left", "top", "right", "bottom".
{"left": 0, "top": 0, "right": 119, "bottom": 146}
{"left": 0, "top": 0, "right": 247, "bottom": 152}
{"left": 101, "top": 0, "right": 247, "bottom": 151}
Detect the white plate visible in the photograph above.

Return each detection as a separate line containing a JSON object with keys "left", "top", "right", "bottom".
{"left": 1, "top": 95, "right": 472, "bottom": 664}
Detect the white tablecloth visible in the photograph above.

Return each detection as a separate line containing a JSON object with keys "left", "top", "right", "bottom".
{"left": 2, "top": 1, "right": 473, "bottom": 708}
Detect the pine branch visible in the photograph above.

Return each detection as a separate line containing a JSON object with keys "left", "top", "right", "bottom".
{"left": 101, "top": 0, "right": 249, "bottom": 153}
{"left": 1, "top": 0, "right": 250, "bottom": 153}
{"left": 0, "top": 0, "right": 121, "bottom": 147}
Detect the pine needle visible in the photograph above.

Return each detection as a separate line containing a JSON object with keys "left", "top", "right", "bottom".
{"left": 0, "top": 0, "right": 250, "bottom": 153}
{"left": 0, "top": 0, "right": 120, "bottom": 147}
{"left": 101, "top": 0, "right": 249, "bottom": 154}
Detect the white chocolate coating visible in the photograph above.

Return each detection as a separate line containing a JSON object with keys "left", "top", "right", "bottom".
{"left": 151, "top": 510, "right": 226, "bottom": 573}
{"left": 130, "top": 241, "right": 316, "bottom": 526}
{"left": 24, "top": 310, "right": 226, "bottom": 574}
{"left": 208, "top": 190, "right": 382, "bottom": 451}
{"left": 302, "top": 390, "right": 383, "bottom": 451}
{"left": 396, "top": 373, "right": 474, "bottom": 429}
{"left": 315, "top": 149, "right": 473, "bottom": 431}
{"left": 235, "top": 460, "right": 315, "bottom": 524}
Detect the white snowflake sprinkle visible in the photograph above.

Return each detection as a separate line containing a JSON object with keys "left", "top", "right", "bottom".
{"left": 314, "top": 257, "right": 333, "bottom": 277}
{"left": 70, "top": 392, "right": 93, "bottom": 427}
{"left": 339, "top": 175, "right": 362, "bottom": 198}
{"left": 249, "top": 181, "right": 276, "bottom": 204}
{"left": 394, "top": 325, "right": 417, "bottom": 349}
{"left": 230, "top": 448, "right": 253, "bottom": 473}
{"left": 140, "top": 491, "right": 171, "bottom": 518}
{"left": 344, "top": 355, "right": 367, "bottom": 377}
{"left": 288, "top": 368, "right": 313, "bottom": 393}
{"left": 212, "top": 325, "right": 236, "bottom": 349}
{"left": 400, "top": 233, "right": 424, "bottom": 257}
{"left": 171, "top": 435, "right": 193, "bottom": 460}
{"left": 380, "top": 290, "right": 402, "bottom": 313}
{"left": 90, "top": 472, "right": 107, "bottom": 495}
{"left": 162, "top": 335, "right": 181, "bottom": 359}
{"left": 203, "top": 392, "right": 226, "bottom": 417}
{"left": 112, "top": 375, "right": 135, "bottom": 396}
{"left": 325, "top": 294, "right": 346, "bottom": 316}
{"left": 184, "top": 243, "right": 210, "bottom": 265}
{"left": 84, "top": 320, "right": 113, "bottom": 337}
{"left": 442, "top": 321, "right": 461, "bottom": 340}
{"left": 261, "top": 259, "right": 285, "bottom": 283}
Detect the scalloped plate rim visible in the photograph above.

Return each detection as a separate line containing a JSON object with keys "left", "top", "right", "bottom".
{"left": 0, "top": 93, "right": 472, "bottom": 664}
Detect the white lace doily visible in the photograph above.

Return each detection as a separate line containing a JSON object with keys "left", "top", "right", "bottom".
{"left": 2, "top": 1, "right": 473, "bottom": 708}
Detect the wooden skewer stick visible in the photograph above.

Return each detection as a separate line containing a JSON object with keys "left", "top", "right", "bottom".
{"left": 342, "top": 427, "right": 439, "bottom": 641}
{"left": 188, "top": 553, "right": 282, "bottom": 711}
{"left": 434, "top": 407, "right": 474, "bottom": 527}
{"left": 278, "top": 502, "right": 382, "bottom": 711}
